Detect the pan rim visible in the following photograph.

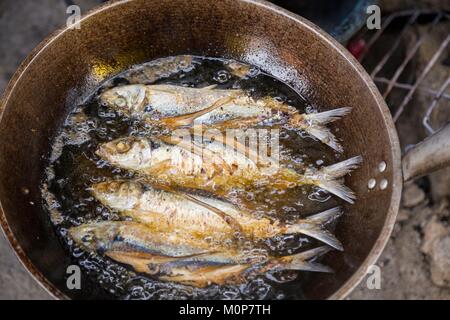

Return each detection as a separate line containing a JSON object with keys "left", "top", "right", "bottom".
{"left": 0, "top": 0, "right": 402, "bottom": 300}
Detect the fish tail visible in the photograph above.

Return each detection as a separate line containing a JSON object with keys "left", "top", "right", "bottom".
{"left": 303, "top": 107, "right": 352, "bottom": 125}
{"left": 292, "top": 107, "right": 351, "bottom": 152}
{"left": 271, "top": 246, "right": 333, "bottom": 273}
{"left": 304, "top": 156, "right": 362, "bottom": 204}
{"left": 284, "top": 207, "right": 343, "bottom": 250}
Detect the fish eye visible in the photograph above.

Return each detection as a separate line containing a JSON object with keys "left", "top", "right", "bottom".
{"left": 113, "top": 234, "right": 124, "bottom": 242}
{"left": 81, "top": 232, "right": 95, "bottom": 244}
{"left": 119, "top": 182, "right": 131, "bottom": 193}
{"left": 150, "top": 140, "right": 160, "bottom": 149}
{"left": 97, "top": 242, "right": 107, "bottom": 255}
{"left": 108, "top": 181, "right": 121, "bottom": 192}
{"left": 144, "top": 105, "right": 153, "bottom": 113}
{"left": 115, "top": 141, "right": 131, "bottom": 153}
{"left": 115, "top": 97, "right": 127, "bottom": 108}
{"left": 146, "top": 264, "right": 160, "bottom": 275}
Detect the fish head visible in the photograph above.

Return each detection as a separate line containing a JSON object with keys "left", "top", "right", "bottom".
{"left": 69, "top": 222, "right": 119, "bottom": 253}
{"left": 100, "top": 85, "right": 147, "bottom": 115}
{"left": 96, "top": 137, "right": 155, "bottom": 170}
{"left": 92, "top": 180, "right": 143, "bottom": 211}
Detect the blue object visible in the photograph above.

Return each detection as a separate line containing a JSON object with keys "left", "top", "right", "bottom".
{"left": 271, "top": 0, "right": 377, "bottom": 43}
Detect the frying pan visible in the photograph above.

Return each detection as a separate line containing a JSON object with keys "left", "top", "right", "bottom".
{"left": 1, "top": 0, "right": 449, "bottom": 300}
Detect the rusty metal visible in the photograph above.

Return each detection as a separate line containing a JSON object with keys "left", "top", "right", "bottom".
{"left": 423, "top": 77, "right": 450, "bottom": 134}
{"left": 358, "top": 10, "right": 450, "bottom": 131}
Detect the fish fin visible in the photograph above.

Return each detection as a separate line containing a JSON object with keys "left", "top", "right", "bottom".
{"left": 106, "top": 251, "right": 174, "bottom": 274}
{"left": 304, "top": 156, "right": 362, "bottom": 204}
{"left": 306, "top": 206, "right": 343, "bottom": 224}
{"left": 106, "top": 250, "right": 215, "bottom": 274}
{"left": 144, "top": 159, "right": 172, "bottom": 175}
{"left": 316, "top": 180, "right": 356, "bottom": 204}
{"left": 284, "top": 207, "right": 343, "bottom": 250}
{"left": 200, "top": 84, "right": 218, "bottom": 91}
{"left": 291, "top": 227, "right": 342, "bottom": 251}
{"left": 303, "top": 125, "right": 344, "bottom": 153}
{"left": 160, "top": 264, "right": 248, "bottom": 287}
{"left": 192, "top": 116, "right": 263, "bottom": 131}
{"left": 149, "top": 182, "right": 244, "bottom": 235}
{"left": 320, "top": 155, "right": 363, "bottom": 178}
{"left": 158, "top": 134, "right": 233, "bottom": 174}
{"left": 147, "top": 86, "right": 181, "bottom": 95}
{"left": 290, "top": 107, "right": 351, "bottom": 152}
{"left": 183, "top": 194, "right": 245, "bottom": 235}
{"left": 151, "top": 95, "right": 235, "bottom": 129}
{"left": 272, "top": 246, "right": 333, "bottom": 273}
{"left": 303, "top": 108, "right": 352, "bottom": 125}
{"left": 190, "top": 128, "right": 272, "bottom": 168}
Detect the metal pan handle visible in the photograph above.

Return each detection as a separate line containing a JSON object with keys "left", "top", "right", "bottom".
{"left": 402, "top": 123, "right": 450, "bottom": 182}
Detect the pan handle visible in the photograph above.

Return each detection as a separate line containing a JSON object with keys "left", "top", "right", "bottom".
{"left": 402, "top": 123, "right": 450, "bottom": 182}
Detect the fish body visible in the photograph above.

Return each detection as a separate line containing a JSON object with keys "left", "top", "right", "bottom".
{"left": 100, "top": 84, "right": 351, "bottom": 151}
{"left": 69, "top": 221, "right": 209, "bottom": 257}
{"left": 100, "top": 84, "right": 291, "bottom": 124}
{"left": 96, "top": 136, "right": 274, "bottom": 189}
{"left": 124, "top": 55, "right": 195, "bottom": 84}
{"left": 92, "top": 180, "right": 344, "bottom": 249}
{"left": 92, "top": 180, "right": 278, "bottom": 240}
{"left": 70, "top": 221, "right": 266, "bottom": 267}
{"left": 96, "top": 136, "right": 362, "bottom": 204}
{"left": 70, "top": 221, "right": 332, "bottom": 287}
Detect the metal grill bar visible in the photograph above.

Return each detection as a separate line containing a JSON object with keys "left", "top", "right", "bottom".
{"left": 382, "top": 13, "right": 442, "bottom": 100}
{"left": 370, "top": 12, "right": 420, "bottom": 78}
{"left": 359, "top": 9, "right": 445, "bottom": 61}
{"left": 356, "top": 9, "right": 450, "bottom": 133}
{"left": 372, "top": 77, "right": 450, "bottom": 100}
{"left": 423, "top": 77, "right": 450, "bottom": 134}
{"left": 393, "top": 35, "right": 449, "bottom": 121}
{"left": 358, "top": 14, "right": 397, "bottom": 61}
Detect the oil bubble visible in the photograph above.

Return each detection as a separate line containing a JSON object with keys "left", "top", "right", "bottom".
{"left": 213, "top": 70, "right": 231, "bottom": 83}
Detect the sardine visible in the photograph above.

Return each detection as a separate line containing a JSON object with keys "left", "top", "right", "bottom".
{"left": 96, "top": 136, "right": 362, "bottom": 203}
{"left": 69, "top": 221, "right": 332, "bottom": 287}
{"left": 99, "top": 84, "right": 351, "bottom": 151}
{"left": 118, "top": 55, "right": 195, "bottom": 85}
{"left": 92, "top": 180, "right": 344, "bottom": 250}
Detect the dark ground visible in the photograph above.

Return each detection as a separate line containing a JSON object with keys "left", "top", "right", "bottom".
{"left": 0, "top": 0, "right": 449, "bottom": 300}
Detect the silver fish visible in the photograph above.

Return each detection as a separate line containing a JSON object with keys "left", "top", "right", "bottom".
{"left": 96, "top": 136, "right": 362, "bottom": 204}
{"left": 92, "top": 180, "right": 344, "bottom": 250}
{"left": 100, "top": 84, "right": 351, "bottom": 151}
{"left": 69, "top": 221, "right": 332, "bottom": 287}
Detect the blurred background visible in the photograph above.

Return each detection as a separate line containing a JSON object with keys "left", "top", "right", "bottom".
{"left": 0, "top": 0, "right": 449, "bottom": 299}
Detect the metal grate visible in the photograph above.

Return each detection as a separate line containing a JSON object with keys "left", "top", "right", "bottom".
{"left": 355, "top": 9, "right": 450, "bottom": 134}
